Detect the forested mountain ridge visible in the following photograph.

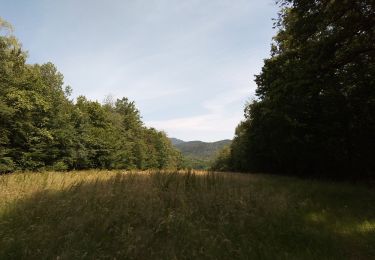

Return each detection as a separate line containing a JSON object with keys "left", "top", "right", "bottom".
{"left": 0, "top": 18, "right": 183, "bottom": 172}
{"left": 171, "top": 138, "right": 231, "bottom": 160}
{"left": 169, "top": 138, "right": 185, "bottom": 146}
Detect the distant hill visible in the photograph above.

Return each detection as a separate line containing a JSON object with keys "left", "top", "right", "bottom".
{"left": 169, "top": 138, "right": 185, "bottom": 146}
{"left": 170, "top": 138, "right": 232, "bottom": 161}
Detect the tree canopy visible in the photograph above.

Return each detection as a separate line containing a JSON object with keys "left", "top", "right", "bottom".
{"left": 214, "top": 0, "right": 375, "bottom": 179}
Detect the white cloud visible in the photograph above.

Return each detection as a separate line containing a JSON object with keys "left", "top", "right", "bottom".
{"left": 145, "top": 87, "right": 250, "bottom": 141}
{"left": 146, "top": 112, "right": 242, "bottom": 141}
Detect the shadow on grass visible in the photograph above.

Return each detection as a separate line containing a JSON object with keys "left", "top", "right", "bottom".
{"left": 0, "top": 172, "right": 374, "bottom": 259}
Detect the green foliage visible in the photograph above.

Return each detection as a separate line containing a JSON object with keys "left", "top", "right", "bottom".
{"left": 51, "top": 161, "right": 69, "bottom": 172}
{"left": 0, "top": 157, "right": 14, "bottom": 173}
{"left": 211, "top": 145, "right": 232, "bottom": 171}
{"left": 0, "top": 18, "right": 182, "bottom": 172}
{"left": 182, "top": 156, "right": 211, "bottom": 170}
{"left": 224, "top": 0, "right": 375, "bottom": 179}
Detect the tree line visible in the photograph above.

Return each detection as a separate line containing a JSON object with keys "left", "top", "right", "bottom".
{"left": 0, "top": 18, "right": 183, "bottom": 172}
{"left": 213, "top": 0, "right": 375, "bottom": 179}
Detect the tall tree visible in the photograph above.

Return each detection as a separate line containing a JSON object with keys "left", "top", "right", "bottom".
{"left": 226, "top": 0, "right": 375, "bottom": 179}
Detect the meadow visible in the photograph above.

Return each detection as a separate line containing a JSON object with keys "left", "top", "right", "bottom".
{"left": 0, "top": 170, "right": 374, "bottom": 259}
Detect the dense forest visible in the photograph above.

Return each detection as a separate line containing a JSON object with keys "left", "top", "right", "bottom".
{"left": 1, "top": 0, "right": 374, "bottom": 179}
{"left": 0, "top": 18, "right": 183, "bottom": 172}
{"left": 213, "top": 0, "right": 375, "bottom": 179}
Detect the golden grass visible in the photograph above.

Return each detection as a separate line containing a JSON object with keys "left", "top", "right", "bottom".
{"left": 0, "top": 170, "right": 374, "bottom": 259}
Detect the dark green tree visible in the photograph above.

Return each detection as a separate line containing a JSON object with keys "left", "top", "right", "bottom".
{"left": 227, "top": 0, "right": 375, "bottom": 179}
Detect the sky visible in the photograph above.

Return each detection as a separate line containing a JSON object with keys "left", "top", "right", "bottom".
{"left": 1, "top": 0, "right": 278, "bottom": 142}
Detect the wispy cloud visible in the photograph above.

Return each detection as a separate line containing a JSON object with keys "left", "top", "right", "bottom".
{"left": 146, "top": 113, "right": 242, "bottom": 142}
{"left": 145, "top": 85, "right": 251, "bottom": 141}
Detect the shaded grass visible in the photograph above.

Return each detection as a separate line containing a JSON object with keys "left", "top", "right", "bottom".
{"left": 0, "top": 170, "right": 374, "bottom": 259}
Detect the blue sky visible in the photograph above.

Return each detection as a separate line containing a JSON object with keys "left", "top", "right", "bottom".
{"left": 1, "top": 0, "right": 278, "bottom": 141}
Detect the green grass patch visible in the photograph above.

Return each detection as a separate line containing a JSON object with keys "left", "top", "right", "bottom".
{"left": 0, "top": 170, "right": 374, "bottom": 259}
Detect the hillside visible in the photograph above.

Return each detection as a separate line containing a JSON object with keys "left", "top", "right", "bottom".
{"left": 169, "top": 138, "right": 185, "bottom": 146}
{"left": 171, "top": 139, "right": 231, "bottom": 160}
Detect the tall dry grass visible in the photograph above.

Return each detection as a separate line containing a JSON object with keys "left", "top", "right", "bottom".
{"left": 0, "top": 170, "right": 374, "bottom": 259}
